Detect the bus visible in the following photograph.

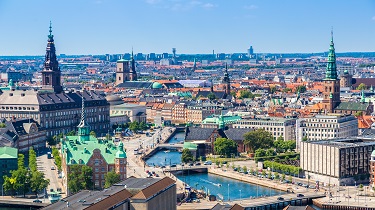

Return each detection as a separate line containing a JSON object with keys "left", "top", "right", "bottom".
{"left": 134, "top": 149, "right": 138, "bottom": 155}
{"left": 47, "top": 152, "right": 52, "bottom": 159}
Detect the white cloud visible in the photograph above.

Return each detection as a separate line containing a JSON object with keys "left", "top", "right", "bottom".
{"left": 244, "top": 4, "right": 258, "bottom": 10}
{"left": 372, "top": 16, "right": 375, "bottom": 21}
{"left": 202, "top": 3, "right": 216, "bottom": 9}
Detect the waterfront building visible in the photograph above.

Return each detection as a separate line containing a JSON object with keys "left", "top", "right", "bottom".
{"left": 0, "top": 24, "right": 110, "bottom": 137}
{"left": 300, "top": 138, "right": 375, "bottom": 186}
{"left": 61, "top": 98, "right": 127, "bottom": 190}
{"left": 0, "top": 147, "right": 17, "bottom": 188}
{"left": 232, "top": 117, "right": 296, "bottom": 140}
{"left": 201, "top": 114, "right": 242, "bottom": 128}
{"left": 186, "top": 103, "right": 222, "bottom": 124}
{"left": 42, "top": 177, "right": 176, "bottom": 210}
{"left": 298, "top": 114, "right": 358, "bottom": 143}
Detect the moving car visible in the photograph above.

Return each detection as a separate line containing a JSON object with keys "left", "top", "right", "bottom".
{"left": 204, "top": 161, "right": 212, "bottom": 165}
{"left": 297, "top": 194, "right": 304, "bottom": 197}
{"left": 277, "top": 197, "right": 284, "bottom": 201}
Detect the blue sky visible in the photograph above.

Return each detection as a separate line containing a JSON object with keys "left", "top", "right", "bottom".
{"left": 0, "top": 0, "right": 374, "bottom": 55}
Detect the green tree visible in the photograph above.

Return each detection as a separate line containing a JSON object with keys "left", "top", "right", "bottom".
{"left": 281, "top": 173, "right": 286, "bottom": 181}
{"left": 104, "top": 171, "right": 121, "bottom": 188}
{"left": 302, "top": 136, "right": 308, "bottom": 142}
{"left": 68, "top": 165, "right": 93, "bottom": 193}
{"left": 30, "top": 170, "right": 49, "bottom": 196}
{"left": 357, "top": 83, "right": 367, "bottom": 90}
{"left": 181, "top": 148, "right": 194, "bottom": 163}
{"left": 354, "top": 111, "right": 363, "bottom": 117}
{"left": 243, "top": 129, "right": 274, "bottom": 153}
{"left": 288, "top": 175, "right": 292, "bottom": 182}
{"left": 214, "top": 138, "right": 238, "bottom": 158}
{"left": 239, "top": 90, "right": 254, "bottom": 99}
{"left": 0, "top": 123, "right": 6, "bottom": 128}
{"left": 270, "top": 86, "right": 277, "bottom": 94}
{"left": 243, "top": 166, "right": 248, "bottom": 173}
{"left": 90, "top": 131, "right": 96, "bottom": 137}
{"left": 29, "top": 148, "right": 37, "bottom": 172}
{"left": 129, "top": 121, "right": 139, "bottom": 133}
{"left": 296, "top": 85, "right": 307, "bottom": 93}
{"left": 52, "top": 147, "right": 62, "bottom": 171}
{"left": 261, "top": 170, "right": 266, "bottom": 177}
{"left": 139, "top": 122, "right": 148, "bottom": 130}
{"left": 282, "top": 88, "right": 292, "bottom": 93}
{"left": 207, "top": 92, "right": 216, "bottom": 100}
{"left": 275, "top": 172, "right": 280, "bottom": 180}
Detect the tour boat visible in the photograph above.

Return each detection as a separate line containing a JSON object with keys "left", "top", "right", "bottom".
{"left": 48, "top": 191, "right": 61, "bottom": 204}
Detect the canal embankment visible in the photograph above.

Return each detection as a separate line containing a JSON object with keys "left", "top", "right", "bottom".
{"left": 208, "top": 168, "right": 292, "bottom": 193}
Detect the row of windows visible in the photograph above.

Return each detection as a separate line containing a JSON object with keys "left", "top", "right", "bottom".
{"left": 1, "top": 106, "right": 35, "bottom": 110}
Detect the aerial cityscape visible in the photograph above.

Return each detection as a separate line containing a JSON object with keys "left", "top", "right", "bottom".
{"left": 0, "top": 1, "right": 375, "bottom": 210}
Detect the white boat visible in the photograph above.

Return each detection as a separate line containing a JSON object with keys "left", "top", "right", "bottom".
{"left": 164, "top": 150, "right": 170, "bottom": 153}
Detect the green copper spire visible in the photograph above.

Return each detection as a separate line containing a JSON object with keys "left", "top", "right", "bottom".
{"left": 77, "top": 94, "right": 90, "bottom": 142}
{"left": 370, "top": 85, "right": 374, "bottom": 92}
{"left": 48, "top": 21, "right": 54, "bottom": 40}
{"left": 325, "top": 29, "right": 337, "bottom": 80}
{"left": 361, "top": 90, "right": 366, "bottom": 103}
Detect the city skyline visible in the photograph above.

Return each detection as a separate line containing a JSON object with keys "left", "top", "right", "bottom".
{"left": 0, "top": 0, "right": 375, "bottom": 55}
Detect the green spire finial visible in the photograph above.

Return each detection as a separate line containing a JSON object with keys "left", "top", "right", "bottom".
{"left": 325, "top": 29, "right": 337, "bottom": 80}
{"left": 361, "top": 89, "right": 365, "bottom": 103}
{"left": 48, "top": 21, "right": 54, "bottom": 40}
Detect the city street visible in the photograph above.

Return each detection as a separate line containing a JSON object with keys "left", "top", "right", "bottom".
{"left": 36, "top": 148, "right": 63, "bottom": 195}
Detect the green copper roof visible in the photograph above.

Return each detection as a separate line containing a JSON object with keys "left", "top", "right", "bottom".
{"left": 372, "top": 150, "right": 375, "bottom": 157}
{"left": 62, "top": 135, "right": 125, "bottom": 165}
{"left": 202, "top": 115, "right": 242, "bottom": 125}
{"left": 325, "top": 31, "right": 338, "bottom": 80}
{"left": 0, "top": 147, "right": 17, "bottom": 159}
{"left": 116, "top": 142, "right": 126, "bottom": 158}
{"left": 183, "top": 142, "right": 198, "bottom": 150}
{"left": 152, "top": 82, "right": 163, "bottom": 89}
{"left": 329, "top": 92, "right": 333, "bottom": 99}
{"left": 335, "top": 102, "right": 369, "bottom": 111}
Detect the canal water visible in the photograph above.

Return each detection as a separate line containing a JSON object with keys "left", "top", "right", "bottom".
{"left": 166, "top": 132, "right": 185, "bottom": 144}
{"left": 145, "top": 150, "right": 182, "bottom": 166}
{"left": 176, "top": 173, "right": 283, "bottom": 201}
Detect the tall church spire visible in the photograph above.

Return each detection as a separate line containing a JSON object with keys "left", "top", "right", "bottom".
{"left": 325, "top": 28, "right": 338, "bottom": 80}
{"left": 77, "top": 93, "right": 90, "bottom": 142}
{"left": 42, "top": 22, "right": 63, "bottom": 93}
{"left": 222, "top": 63, "right": 231, "bottom": 96}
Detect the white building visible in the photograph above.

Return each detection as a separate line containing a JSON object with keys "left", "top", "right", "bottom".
{"left": 298, "top": 114, "right": 358, "bottom": 144}
{"left": 232, "top": 117, "right": 296, "bottom": 140}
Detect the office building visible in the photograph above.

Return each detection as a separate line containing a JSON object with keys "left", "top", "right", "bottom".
{"left": 299, "top": 114, "right": 358, "bottom": 143}
{"left": 301, "top": 138, "right": 375, "bottom": 186}
{"left": 233, "top": 117, "right": 296, "bottom": 140}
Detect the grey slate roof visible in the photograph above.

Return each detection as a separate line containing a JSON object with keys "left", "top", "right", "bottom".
{"left": 185, "top": 127, "right": 215, "bottom": 141}
{"left": 116, "top": 81, "right": 153, "bottom": 89}
{"left": 223, "top": 128, "right": 253, "bottom": 141}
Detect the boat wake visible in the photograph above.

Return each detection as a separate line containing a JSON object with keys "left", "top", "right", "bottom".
{"left": 200, "top": 178, "right": 221, "bottom": 187}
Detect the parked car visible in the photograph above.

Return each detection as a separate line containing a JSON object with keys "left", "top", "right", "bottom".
{"left": 204, "top": 161, "right": 212, "bottom": 165}
{"left": 277, "top": 197, "right": 284, "bottom": 201}
{"left": 51, "top": 166, "right": 56, "bottom": 170}
{"left": 195, "top": 162, "right": 201, "bottom": 166}
{"left": 33, "top": 199, "right": 42, "bottom": 203}
{"left": 297, "top": 194, "right": 304, "bottom": 197}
